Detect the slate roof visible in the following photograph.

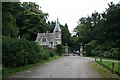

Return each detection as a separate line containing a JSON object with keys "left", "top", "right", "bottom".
{"left": 35, "top": 33, "right": 54, "bottom": 43}
{"left": 35, "top": 33, "right": 44, "bottom": 42}
{"left": 46, "top": 33, "right": 54, "bottom": 42}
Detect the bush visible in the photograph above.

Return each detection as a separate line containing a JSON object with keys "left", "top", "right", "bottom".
{"left": 42, "top": 51, "right": 50, "bottom": 60}
{"left": 110, "top": 48, "right": 120, "bottom": 59}
{"left": 56, "top": 44, "right": 63, "bottom": 56}
{"left": 102, "top": 48, "right": 120, "bottom": 59}
{"left": 84, "top": 44, "right": 92, "bottom": 56}
{"left": 2, "top": 37, "right": 42, "bottom": 67}
{"left": 103, "top": 50, "right": 112, "bottom": 58}
{"left": 48, "top": 49, "right": 56, "bottom": 57}
{"left": 95, "top": 50, "right": 103, "bottom": 57}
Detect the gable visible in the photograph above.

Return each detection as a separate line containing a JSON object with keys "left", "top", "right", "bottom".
{"left": 35, "top": 33, "right": 44, "bottom": 42}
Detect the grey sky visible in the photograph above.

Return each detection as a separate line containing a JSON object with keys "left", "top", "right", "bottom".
{"left": 20, "top": 0, "right": 120, "bottom": 33}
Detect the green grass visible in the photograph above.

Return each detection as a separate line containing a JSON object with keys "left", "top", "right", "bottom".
{"left": 88, "top": 56, "right": 119, "bottom": 60}
{"left": 90, "top": 61, "right": 119, "bottom": 79}
{"left": 100, "top": 57, "right": 119, "bottom": 61}
{"left": 96, "top": 60, "right": 120, "bottom": 75}
{"left": 2, "top": 55, "right": 62, "bottom": 79}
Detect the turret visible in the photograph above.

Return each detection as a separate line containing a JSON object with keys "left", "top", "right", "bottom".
{"left": 53, "top": 18, "right": 61, "bottom": 45}
{"left": 53, "top": 18, "right": 61, "bottom": 32}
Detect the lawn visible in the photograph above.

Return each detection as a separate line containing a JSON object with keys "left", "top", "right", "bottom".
{"left": 96, "top": 60, "right": 120, "bottom": 75}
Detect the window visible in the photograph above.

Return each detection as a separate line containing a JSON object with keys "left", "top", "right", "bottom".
{"left": 42, "top": 36, "right": 46, "bottom": 42}
{"left": 55, "top": 32, "right": 58, "bottom": 38}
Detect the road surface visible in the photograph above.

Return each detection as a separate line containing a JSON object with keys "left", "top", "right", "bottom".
{"left": 9, "top": 56, "right": 101, "bottom": 78}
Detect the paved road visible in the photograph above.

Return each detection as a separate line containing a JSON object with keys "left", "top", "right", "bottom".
{"left": 9, "top": 56, "right": 101, "bottom": 78}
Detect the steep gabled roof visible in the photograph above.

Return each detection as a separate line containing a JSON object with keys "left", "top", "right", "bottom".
{"left": 35, "top": 33, "right": 54, "bottom": 43}
{"left": 35, "top": 33, "right": 44, "bottom": 42}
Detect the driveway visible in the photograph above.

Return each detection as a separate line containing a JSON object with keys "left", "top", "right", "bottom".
{"left": 9, "top": 56, "right": 101, "bottom": 78}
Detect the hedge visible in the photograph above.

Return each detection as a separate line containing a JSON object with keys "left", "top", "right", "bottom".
{"left": 103, "top": 48, "right": 120, "bottom": 59}
{"left": 2, "top": 37, "right": 42, "bottom": 67}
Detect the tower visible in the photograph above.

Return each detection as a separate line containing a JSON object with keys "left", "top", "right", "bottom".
{"left": 53, "top": 18, "right": 61, "bottom": 46}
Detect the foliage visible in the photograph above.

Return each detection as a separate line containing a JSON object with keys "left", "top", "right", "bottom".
{"left": 84, "top": 43, "right": 92, "bottom": 56}
{"left": 2, "top": 36, "right": 57, "bottom": 67}
{"left": 41, "top": 49, "right": 50, "bottom": 60}
{"left": 56, "top": 44, "right": 63, "bottom": 56}
{"left": 74, "top": 2, "right": 120, "bottom": 59}
{"left": 84, "top": 40, "right": 97, "bottom": 56}
{"left": 2, "top": 2, "right": 20, "bottom": 38}
{"left": 60, "top": 24, "right": 71, "bottom": 46}
{"left": 2, "top": 2, "right": 48, "bottom": 41}
{"left": 70, "top": 35, "right": 79, "bottom": 51}
{"left": 103, "top": 50, "right": 112, "bottom": 58}
{"left": 103, "top": 48, "right": 120, "bottom": 59}
{"left": 48, "top": 49, "right": 56, "bottom": 57}
{"left": 2, "top": 37, "right": 42, "bottom": 67}
{"left": 16, "top": 2, "right": 48, "bottom": 41}
{"left": 96, "top": 61, "right": 120, "bottom": 75}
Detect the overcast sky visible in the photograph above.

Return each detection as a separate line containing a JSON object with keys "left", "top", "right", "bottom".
{"left": 20, "top": 0, "right": 119, "bottom": 33}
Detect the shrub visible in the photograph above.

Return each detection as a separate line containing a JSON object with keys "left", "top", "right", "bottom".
{"left": 110, "top": 48, "right": 120, "bottom": 59}
{"left": 103, "top": 50, "right": 111, "bottom": 58}
{"left": 48, "top": 49, "right": 56, "bottom": 57}
{"left": 56, "top": 44, "right": 63, "bottom": 56}
{"left": 84, "top": 44, "right": 92, "bottom": 56}
{"left": 42, "top": 51, "right": 50, "bottom": 60}
{"left": 2, "top": 37, "right": 42, "bottom": 67}
{"left": 102, "top": 48, "right": 120, "bottom": 59}
{"left": 95, "top": 50, "right": 103, "bottom": 57}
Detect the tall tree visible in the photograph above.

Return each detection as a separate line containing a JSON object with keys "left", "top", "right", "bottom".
{"left": 73, "top": 2, "right": 120, "bottom": 57}
{"left": 60, "top": 23, "right": 71, "bottom": 46}
{"left": 2, "top": 2, "right": 20, "bottom": 38}
{"left": 2, "top": 2, "right": 48, "bottom": 41}
{"left": 16, "top": 2, "right": 48, "bottom": 41}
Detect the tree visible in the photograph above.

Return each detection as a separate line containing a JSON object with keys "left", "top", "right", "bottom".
{"left": 2, "top": 2, "right": 20, "bottom": 38}
{"left": 16, "top": 2, "right": 48, "bottom": 41}
{"left": 74, "top": 2, "right": 120, "bottom": 58}
{"left": 60, "top": 23, "right": 71, "bottom": 46}
{"left": 46, "top": 21, "right": 56, "bottom": 33}
{"left": 2, "top": 2, "right": 48, "bottom": 41}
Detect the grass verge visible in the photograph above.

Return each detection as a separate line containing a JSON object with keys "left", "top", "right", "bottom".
{"left": 96, "top": 60, "right": 120, "bottom": 75}
{"left": 88, "top": 56, "right": 119, "bottom": 61}
{"left": 2, "top": 55, "right": 62, "bottom": 79}
{"left": 90, "top": 61, "right": 119, "bottom": 79}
